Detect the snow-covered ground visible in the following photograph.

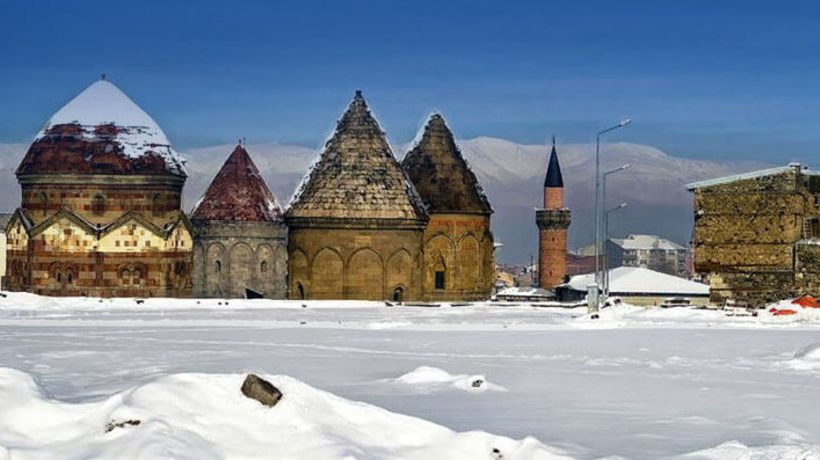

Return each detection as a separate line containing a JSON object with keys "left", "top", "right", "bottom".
{"left": 1, "top": 292, "right": 820, "bottom": 459}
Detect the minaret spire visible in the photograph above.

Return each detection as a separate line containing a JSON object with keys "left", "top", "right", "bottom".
{"left": 535, "top": 134, "right": 571, "bottom": 288}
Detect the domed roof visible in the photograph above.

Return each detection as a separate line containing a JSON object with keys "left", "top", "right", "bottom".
{"left": 402, "top": 113, "right": 492, "bottom": 215}
{"left": 16, "top": 78, "right": 186, "bottom": 177}
{"left": 286, "top": 91, "right": 427, "bottom": 223}
{"left": 191, "top": 144, "right": 282, "bottom": 222}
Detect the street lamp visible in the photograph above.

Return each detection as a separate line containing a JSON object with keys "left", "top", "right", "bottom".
{"left": 594, "top": 119, "right": 631, "bottom": 310}
{"left": 604, "top": 202, "right": 628, "bottom": 299}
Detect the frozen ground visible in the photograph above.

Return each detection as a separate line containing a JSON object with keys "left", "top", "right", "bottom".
{"left": 1, "top": 293, "right": 820, "bottom": 459}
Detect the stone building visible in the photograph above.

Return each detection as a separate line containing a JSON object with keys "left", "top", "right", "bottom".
{"left": 191, "top": 144, "right": 287, "bottom": 298}
{"left": 4, "top": 78, "right": 194, "bottom": 297}
{"left": 286, "top": 91, "right": 429, "bottom": 301}
{"left": 0, "top": 213, "right": 11, "bottom": 289}
{"left": 687, "top": 163, "right": 820, "bottom": 305}
{"left": 535, "top": 138, "right": 571, "bottom": 288}
{"left": 401, "top": 114, "right": 494, "bottom": 300}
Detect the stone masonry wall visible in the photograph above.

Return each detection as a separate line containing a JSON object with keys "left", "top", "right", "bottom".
{"left": 192, "top": 220, "right": 287, "bottom": 299}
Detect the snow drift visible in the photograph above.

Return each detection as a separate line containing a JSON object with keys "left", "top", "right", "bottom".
{"left": 0, "top": 368, "right": 566, "bottom": 460}
{"left": 392, "top": 366, "right": 507, "bottom": 393}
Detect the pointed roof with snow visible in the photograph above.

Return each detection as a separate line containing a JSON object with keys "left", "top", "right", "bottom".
{"left": 16, "top": 77, "right": 186, "bottom": 177}
{"left": 402, "top": 113, "right": 492, "bottom": 215}
{"left": 544, "top": 137, "right": 564, "bottom": 188}
{"left": 191, "top": 144, "right": 282, "bottom": 222}
{"left": 286, "top": 91, "right": 427, "bottom": 223}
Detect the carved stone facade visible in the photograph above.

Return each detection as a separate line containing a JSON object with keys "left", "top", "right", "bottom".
{"left": 191, "top": 145, "right": 287, "bottom": 298}
{"left": 286, "top": 91, "right": 429, "bottom": 301}
{"left": 688, "top": 165, "right": 820, "bottom": 305}
{"left": 402, "top": 114, "right": 494, "bottom": 300}
{"left": 5, "top": 79, "right": 193, "bottom": 297}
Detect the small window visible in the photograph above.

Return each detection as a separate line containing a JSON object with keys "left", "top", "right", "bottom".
{"left": 91, "top": 195, "right": 105, "bottom": 215}
{"left": 435, "top": 271, "right": 445, "bottom": 290}
{"left": 392, "top": 287, "right": 404, "bottom": 302}
{"left": 260, "top": 261, "right": 268, "bottom": 273}
{"left": 215, "top": 260, "right": 222, "bottom": 273}
{"left": 152, "top": 193, "right": 163, "bottom": 216}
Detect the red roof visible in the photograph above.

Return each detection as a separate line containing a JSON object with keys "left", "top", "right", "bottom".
{"left": 191, "top": 144, "right": 282, "bottom": 222}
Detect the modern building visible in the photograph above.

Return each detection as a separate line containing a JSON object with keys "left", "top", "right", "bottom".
{"left": 535, "top": 138, "right": 571, "bottom": 288}
{"left": 556, "top": 266, "right": 710, "bottom": 306}
{"left": 285, "top": 91, "right": 430, "bottom": 301}
{"left": 687, "top": 163, "right": 820, "bottom": 305}
{"left": 4, "top": 78, "right": 194, "bottom": 297}
{"left": 402, "top": 113, "right": 495, "bottom": 300}
{"left": 606, "top": 234, "right": 690, "bottom": 277}
{"left": 191, "top": 144, "right": 288, "bottom": 299}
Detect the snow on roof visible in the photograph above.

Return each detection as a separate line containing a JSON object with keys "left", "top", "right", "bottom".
{"left": 495, "top": 286, "right": 555, "bottom": 298}
{"left": 565, "top": 266, "right": 709, "bottom": 296}
{"left": 685, "top": 165, "right": 797, "bottom": 190}
{"left": 33, "top": 79, "right": 186, "bottom": 175}
{"left": 610, "top": 234, "right": 685, "bottom": 251}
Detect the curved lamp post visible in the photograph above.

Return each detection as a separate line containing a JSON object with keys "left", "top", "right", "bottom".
{"left": 594, "top": 119, "right": 631, "bottom": 309}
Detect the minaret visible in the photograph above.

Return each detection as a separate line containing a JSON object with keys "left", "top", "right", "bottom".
{"left": 535, "top": 136, "right": 571, "bottom": 288}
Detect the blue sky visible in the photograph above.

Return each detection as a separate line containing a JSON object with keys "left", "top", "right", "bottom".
{"left": 1, "top": 0, "right": 819, "bottom": 163}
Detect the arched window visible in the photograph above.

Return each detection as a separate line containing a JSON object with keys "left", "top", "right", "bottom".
{"left": 152, "top": 193, "right": 163, "bottom": 216}
{"left": 215, "top": 260, "right": 222, "bottom": 273}
{"left": 260, "top": 261, "right": 268, "bottom": 273}
{"left": 392, "top": 287, "right": 404, "bottom": 302}
{"left": 39, "top": 191, "right": 48, "bottom": 217}
{"left": 91, "top": 195, "right": 105, "bottom": 215}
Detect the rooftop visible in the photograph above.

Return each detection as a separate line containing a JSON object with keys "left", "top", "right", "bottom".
{"left": 563, "top": 266, "right": 709, "bottom": 296}
{"left": 191, "top": 144, "right": 282, "bottom": 222}
{"left": 286, "top": 91, "right": 427, "bottom": 222}
{"left": 17, "top": 78, "right": 186, "bottom": 177}
{"left": 610, "top": 234, "right": 686, "bottom": 251}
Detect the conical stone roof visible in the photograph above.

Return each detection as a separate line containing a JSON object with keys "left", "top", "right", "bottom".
{"left": 17, "top": 78, "right": 186, "bottom": 177}
{"left": 286, "top": 91, "right": 428, "bottom": 223}
{"left": 402, "top": 114, "right": 492, "bottom": 215}
{"left": 191, "top": 144, "right": 282, "bottom": 222}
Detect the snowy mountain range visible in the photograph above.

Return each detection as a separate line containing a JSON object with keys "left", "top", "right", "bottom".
{"left": 0, "top": 138, "right": 766, "bottom": 263}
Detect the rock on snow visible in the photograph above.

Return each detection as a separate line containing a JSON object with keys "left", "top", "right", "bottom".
{"left": 0, "top": 368, "right": 567, "bottom": 460}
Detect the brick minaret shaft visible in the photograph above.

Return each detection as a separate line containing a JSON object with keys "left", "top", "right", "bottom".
{"left": 535, "top": 137, "right": 571, "bottom": 288}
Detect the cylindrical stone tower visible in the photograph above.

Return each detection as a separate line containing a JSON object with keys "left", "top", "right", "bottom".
{"left": 535, "top": 137, "right": 571, "bottom": 288}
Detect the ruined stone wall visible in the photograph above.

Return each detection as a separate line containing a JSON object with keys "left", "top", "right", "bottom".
{"left": 421, "top": 213, "right": 494, "bottom": 301}
{"left": 287, "top": 224, "right": 424, "bottom": 301}
{"left": 796, "top": 242, "right": 820, "bottom": 296}
{"left": 192, "top": 220, "right": 288, "bottom": 299}
{"left": 692, "top": 169, "right": 819, "bottom": 305}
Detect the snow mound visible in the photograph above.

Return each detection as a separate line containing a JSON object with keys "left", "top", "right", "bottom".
{"left": 784, "top": 343, "right": 820, "bottom": 371}
{"left": 392, "top": 366, "right": 507, "bottom": 393}
{"left": 0, "top": 368, "right": 557, "bottom": 460}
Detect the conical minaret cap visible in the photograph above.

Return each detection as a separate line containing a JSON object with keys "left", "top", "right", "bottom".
{"left": 544, "top": 137, "right": 564, "bottom": 188}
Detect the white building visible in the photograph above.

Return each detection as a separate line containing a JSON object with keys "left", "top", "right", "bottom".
{"left": 556, "top": 266, "right": 710, "bottom": 306}
{"left": 606, "top": 234, "right": 690, "bottom": 277}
